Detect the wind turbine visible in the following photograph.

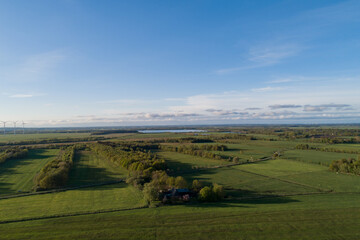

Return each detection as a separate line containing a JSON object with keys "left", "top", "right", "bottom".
{"left": 13, "top": 121, "right": 18, "bottom": 135}
{"left": 21, "top": 121, "right": 26, "bottom": 134}
{"left": 0, "top": 121, "right": 7, "bottom": 135}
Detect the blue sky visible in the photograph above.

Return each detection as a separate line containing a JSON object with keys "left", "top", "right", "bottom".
{"left": 0, "top": 0, "right": 359, "bottom": 126}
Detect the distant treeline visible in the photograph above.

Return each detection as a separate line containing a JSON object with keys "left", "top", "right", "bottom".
{"left": 161, "top": 144, "right": 240, "bottom": 162}
{"left": 330, "top": 157, "right": 360, "bottom": 175}
{"left": 0, "top": 147, "right": 28, "bottom": 164}
{"left": 145, "top": 135, "right": 265, "bottom": 144}
{"left": 307, "top": 137, "right": 360, "bottom": 144}
{"left": 295, "top": 144, "right": 359, "bottom": 154}
{"left": 89, "top": 142, "right": 166, "bottom": 177}
{"left": 101, "top": 141, "right": 160, "bottom": 151}
{"left": 162, "top": 144, "right": 228, "bottom": 152}
{"left": 215, "top": 127, "right": 360, "bottom": 142}
{"left": 211, "top": 134, "right": 259, "bottom": 142}
{"left": 34, "top": 146, "right": 75, "bottom": 190}
{"left": 247, "top": 127, "right": 360, "bottom": 139}
{"left": 91, "top": 130, "right": 138, "bottom": 135}
{"left": 148, "top": 137, "right": 214, "bottom": 144}
{"left": 0, "top": 137, "right": 107, "bottom": 147}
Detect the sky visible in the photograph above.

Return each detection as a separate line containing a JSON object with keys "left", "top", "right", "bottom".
{"left": 0, "top": 0, "right": 360, "bottom": 127}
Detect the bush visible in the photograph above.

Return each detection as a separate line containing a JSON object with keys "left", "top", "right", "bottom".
{"left": 175, "top": 176, "right": 187, "bottom": 189}
{"left": 212, "top": 183, "right": 225, "bottom": 200}
{"left": 198, "top": 186, "right": 213, "bottom": 202}
{"left": 143, "top": 182, "right": 159, "bottom": 204}
{"left": 329, "top": 158, "right": 360, "bottom": 175}
{"left": 198, "top": 183, "right": 225, "bottom": 202}
{"left": 126, "top": 171, "right": 145, "bottom": 189}
{"left": 192, "top": 179, "right": 202, "bottom": 192}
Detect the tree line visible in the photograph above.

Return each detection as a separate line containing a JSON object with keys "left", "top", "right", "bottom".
{"left": 147, "top": 137, "right": 214, "bottom": 144}
{"left": 160, "top": 144, "right": 240, "bottom": 162}
{"left": 0, "top": 137, "right": 107, "bottom": 147}
{"left": 162, "top": 144, "right": 228, "bottom": 152}
{"left": 34, "top": 146, "right": 75, "bottom": 190}
{"left": 0, "top": 147, "right": 28, "bottom": 164}
{"left": 329, "top": 157, "right": 360, "bottom": 175}
{"left": 91, "top": 142, "right": 226, "bottom": 204}
{"left": 89, "top": 142, "right": 166, "bottom": 179}
{"left": 296, "top": 144, "right": 359, "bottom": 154}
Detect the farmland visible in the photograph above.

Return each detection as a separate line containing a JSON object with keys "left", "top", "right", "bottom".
{"left": 0, "top": 126, "right": 360, "bottom": 239}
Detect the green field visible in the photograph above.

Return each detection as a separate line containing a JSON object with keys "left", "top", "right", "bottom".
{"left": 67, "top": 151, "right": 127, "bottom": 186}
{"left": 1, "top": 193, "right": 360, "bottom": 240}
{"left": 0, "top": 133, "right": 92, "bottom": 143}
{"left": 211, "top": 140, "right": 297, "bottom": 160}
{"left": 0, "top": 183, "right": 146, "bottom": 223}
{"left": 1, "top": 130, "right": 360, "bottom": 239}
{"left": 159, "top": 151, "right": 228, "bottom": 172}
{"left": 283, "top": 149, "right": 358, "bottom": 166}
{"left": 0, "top": 149, "right": 59, "bottom": 195}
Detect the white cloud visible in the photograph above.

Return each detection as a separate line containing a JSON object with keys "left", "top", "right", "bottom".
{"left": 9, "top": 94, "right": 33, "bottom": 98}
{"left": 249, "top": 44, "right": 302, "bottom": 65}
{"left": 216, "top": 43, "right": 303, "bottom": 74}
{"left": 267, "top": 78, "right": 296, "bottom": 84}
{"left": 0, "top": 50, "right": 65, "bottom": 83}
{"left": 251, "top": 87, "right": 285, "bottom": 92}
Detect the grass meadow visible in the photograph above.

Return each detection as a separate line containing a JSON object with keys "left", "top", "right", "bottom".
{"left": 67, "top": 151, "right": 127, "bottom": 186}
{"left": 0, "top": 149, "right": 59, "bottom": 195}
{"left": 0, "top": 133, "right": 92, "bottom": 143}
{"left": 1, "top": 193, "right": 360, "bottom": 240}
{"left": 0, "top": 131, "right": 360, "bottom": 239}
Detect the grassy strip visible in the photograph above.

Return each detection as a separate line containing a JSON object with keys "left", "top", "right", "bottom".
{"left": 0, "top": 205, "right": 147, "bottom": 225}
{"left": 0, "top": 180, "right": 124, "bottom": 200}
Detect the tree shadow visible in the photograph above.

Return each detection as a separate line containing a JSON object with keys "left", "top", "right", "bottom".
{"left": 225, "top": 189, "right": 300, "bottom": 204}
{"left": 180, "top": 189, "right": 299, "bottom": 209}
{"left": 0, "top": 182, "right": 14, "bottom": 195}
{"left": 0, "top": 149, "right": 51, "bottom": 194}
{"left": 162, "top": 153, "right": 300, "bottom": 208}
{"left": 66, "top": 152, "right": 125, "bottom": 191}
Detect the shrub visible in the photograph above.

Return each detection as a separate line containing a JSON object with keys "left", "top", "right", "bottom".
{"left": 198, "top": 183, "right": 225, "bottom": 202}
{"left": 191, "top": 179, "right": 202, "bottom": 192}
{"left": 175, "top": 176, "right": 187, "bottom": 189}
{"left": 143, "top": 182, "right": 159, "bottom": 204}
{"left": 212, "top": 183, "right": 225, "bottom": 200}
{"left": 198, "top": 186, "right": 213, "bottom": 202}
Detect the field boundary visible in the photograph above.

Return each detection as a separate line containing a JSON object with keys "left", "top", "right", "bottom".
{"left": 228, "top": 190, "right": 360, "bottom": 201}
{"left": 2, "top": 191, "right": 360, "bottom": 225}
{"left": 168, "top": 156, "right": 273, "bottom": 176}
{"left": 0, "top": 205, "right": 147, "bottom": 225}
{"left": 236, "top": 169, "right": 327, "bottom": 192}
{"left": 0, "top": 179, "right": 124, "bottom": 200}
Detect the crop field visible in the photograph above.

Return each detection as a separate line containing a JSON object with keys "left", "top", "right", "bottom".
{"left": 0, "top": 128, "right": 360, "bottom": 239}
